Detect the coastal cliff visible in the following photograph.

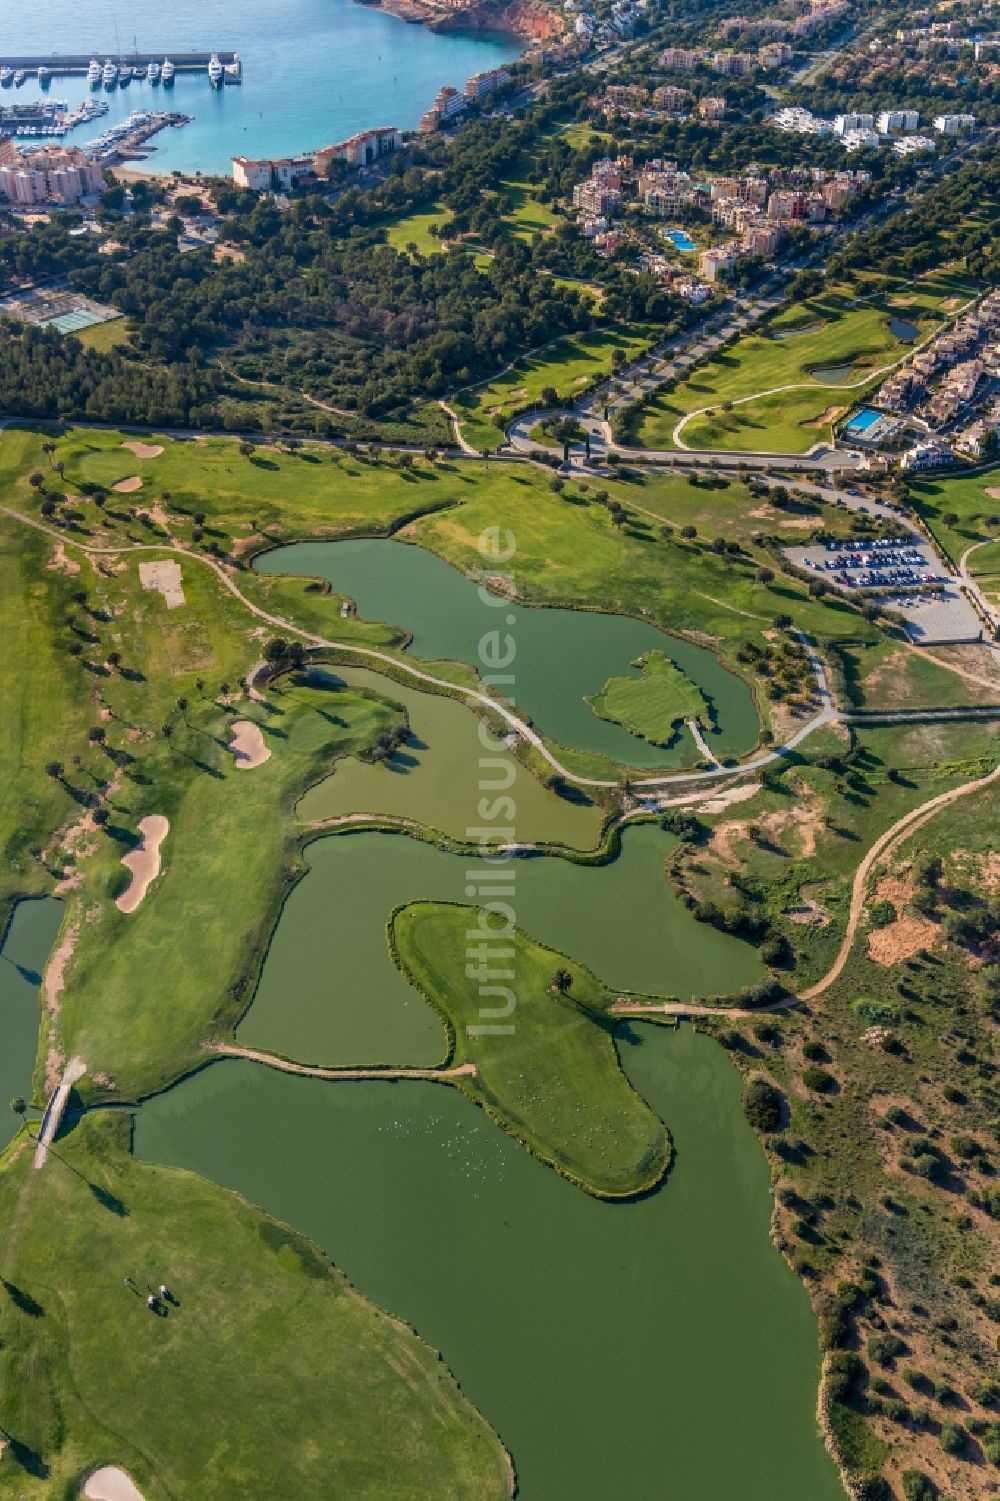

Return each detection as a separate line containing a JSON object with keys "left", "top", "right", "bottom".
{"left": 363, "top": 0, "right": 565, "bottom": 44}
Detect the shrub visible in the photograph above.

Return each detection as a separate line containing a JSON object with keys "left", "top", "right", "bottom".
{"left": 972, "top": 1378, "right": 1000, "bottom": 1408}
{"left": 902, "top": 1472, "right": 937, "bottom": 1501}
{"left": 868, "top": 899, "right": 896, "bottom": 927}
{"left": 938, "top": 1424, "right": 966, "bottom": 1456}
{"left": 802, "top": 1039, "right": 826, "bottom": 1061}
{"left": 803, "top": 1066, "right": 835, "bottom": 1094}
{"left": 742, "top": 1077, "right": 784, "bottom": 1132}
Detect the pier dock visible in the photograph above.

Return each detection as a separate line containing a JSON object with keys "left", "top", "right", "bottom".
{"left": 0, "top": 51, "right": 240, "bottom": 77}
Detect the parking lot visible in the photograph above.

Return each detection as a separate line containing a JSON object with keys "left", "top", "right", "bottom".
{"left": 786, "top": 536, "right": 947, "bottom": 591}
{"left": 784, "top": 537, "right": 984, "bottom": 643}
{"left": 873, "top": 588, "right": 984, "bottom": 645}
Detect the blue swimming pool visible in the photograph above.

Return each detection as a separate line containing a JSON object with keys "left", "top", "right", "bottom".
{"left": 844, "top": 408, "right": 881, "bottom": 434}
{"left": 665, "top": 229, "right": 697, "bottom": 252}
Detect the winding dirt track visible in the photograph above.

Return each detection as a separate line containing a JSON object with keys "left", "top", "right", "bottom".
{"left": 799, "top": 759, "right": 1000, "bottom": 1001}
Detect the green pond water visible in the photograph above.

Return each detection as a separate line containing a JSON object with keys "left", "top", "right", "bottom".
{"left": 298, "top": 668, "right": 605, "bottom": 848}
{"left": 0, "top": 898, "right": 63, "bottom": 1149}
{"left": 255, "top": 539, "right": 759, "bottom": 768}
{"left": 135, "top": 1023, "right": 844, "bottom": 1501}
{"left": 888, "top": 316, "right": 920, "bottom": 343}
{"left": 811, "top": 364, "right": 856, "bottom": 385}
{"left": 236, "top": 822, "right": 761, "bottom": 1066}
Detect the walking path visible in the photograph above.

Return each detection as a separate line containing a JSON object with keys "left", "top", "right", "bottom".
{"left": 210, "top": 1043, "right": 476, "bottom": 1081}
{"left": 687, "top": 718, "right": 720, "bottom": 767}
{"left": 437, "top": 398, "right": 480, "bottom": 456}
{"left": 33, "top": 1056, "right": 86, "bottom": 1170}
{"left": 0, "top": 501, "right": 841, "bottom": 790}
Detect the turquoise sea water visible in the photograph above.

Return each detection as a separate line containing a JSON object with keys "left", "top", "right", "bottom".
{"left": 4, "top": 0, "right": 522, "bottom": 175}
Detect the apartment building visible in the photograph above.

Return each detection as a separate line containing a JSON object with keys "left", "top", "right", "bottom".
{"left": 0, "top": 143, "right": 104, "bottom": 205}
{"left": 314, "top": 127, "right": 401, "bottom": 174}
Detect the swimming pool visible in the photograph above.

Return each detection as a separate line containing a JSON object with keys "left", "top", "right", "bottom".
{"left": 844, "top": 408, "right": 881, "bottom": 434}
{"left": 665, "top": 229, "right": 696, "bottom": 252}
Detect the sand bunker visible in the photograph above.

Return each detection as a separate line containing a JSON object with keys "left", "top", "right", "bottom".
{"left": 138, "top": 559, "right": 185, "bottom": 609}
{"left": 115, "top": 815, "right": 169, "bottom": 914}
{"left": 985, "top": 486, "right": 1000, "bottom": 501}
{"left": 229, "top": 720, "right": 271, "bottom": 770}
{"left": 122, "top": 441, "right": 163, "bottom": 460}
{"left": 696, "top": 782, "right": 761, "bottom": 815}
{"left": 113, "top": 476, "right": 143, "bottom": 493}
{"left": 83, "top": 1468, "right": 146, "bottom": 1501}
{"left": 805, "top": 405, "right": 846, "bottom": 429}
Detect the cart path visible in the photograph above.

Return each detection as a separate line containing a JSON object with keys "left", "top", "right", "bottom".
{"left": 209, "top": 1042, "right": 477, "bottom": 1081}
{"left": 0, "top": 502, "right": 841, "bottom": 790}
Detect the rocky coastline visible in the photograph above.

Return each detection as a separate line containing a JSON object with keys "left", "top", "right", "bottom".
{"left": 359, "top": 0, "right": 565, "bottom": 44}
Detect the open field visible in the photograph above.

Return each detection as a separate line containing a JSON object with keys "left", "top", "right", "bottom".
{"left": 909, "top": 462, "right": 1000, "bottom": 561}
{"left": 392, "top": 901, "right": 670, "bottom": 1197}
{"left": 385, "top": 201, "right": 447, "bottom": 257}
{"left": 635, "top": 288, "right": 935, "bottom": 451}
{"left": 453, "top": 326, "right": 655, "bottom": 453}
{"left": 0, "top": 1112, "right": 509, "bottom": 1499}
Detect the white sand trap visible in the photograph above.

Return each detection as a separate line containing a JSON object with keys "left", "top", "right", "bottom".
{"left": 985, "top": 486, "right": 1000, "bottom": 501}
{"left": 122, "top": 441, "right": 163, "bottom": 459}
{"left": 229, "top": 719, "right": 271, "bottom": 769}
{"left": 115, "top": 815, "right": 169, "bottom": 914}
{"left": 113, "top": 475, "right": 143, "bottom": 493}
{"left": 84, "top": 1467, "right": 146, "bottom": 1501}
{"left": 138, "top": 559, "right": 185, "bottom": 609}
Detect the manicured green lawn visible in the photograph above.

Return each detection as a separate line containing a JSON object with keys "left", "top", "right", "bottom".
{"left": 679, "top": 386, "right": 855, "bottom": 454}
{"left": 385, "top": 201, "right": 447, "bottom": 257}
{"left": 0, "top": 1112, "right": 509, "bottom": 1499}
{"left": 391, "top": 901, "right": 670, "bottom": 1197}
{"left": 454, "top": 325, "right": 656, "bottom": 452}
{"left": 74, "top": 316, "right": 131, "bottom": 352}
{"left": 908, "top": 462, "right": 1000, "bottom": 561}
{"left": 587, "top": 652, "right": 708, "bottom": 744}
{"left": 636, "top": 288, "right": 932, "bottom": 451}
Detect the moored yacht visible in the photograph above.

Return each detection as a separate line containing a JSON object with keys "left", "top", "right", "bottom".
{"left": 0, "top": 67, "right": 13, "bottom": 87}
{"left": 37, "top": 65, "right": 52, "bottom": 85}
{"left": 102, "top": 59, "right": 117, "bottom": 86}
{"left": 146, "top": 60, "right": 160, "bottom": 83}
{"left": 13, "top": 70, "right": 25, "bottom": 87}
{"left": 160, "top": 57, "right": 175, "bottom": 85}
{"left": 87, "top": 57, "right": 102, "bottom": 86}
{"left": 119, "top": 65, "right": 133, "bottom": 85}
{"left": 207, "top": 52, "right": 223, "bottom": 87}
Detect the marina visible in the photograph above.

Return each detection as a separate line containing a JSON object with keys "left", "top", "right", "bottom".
{"left": 2, "top": 0, "right": 523, "bottom": 175}
{"left": 0, "top": 50, "right": 240, "bottom": 78}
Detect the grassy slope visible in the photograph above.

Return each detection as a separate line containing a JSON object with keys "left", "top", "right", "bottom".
{"left": 0, "top": 519, "right": 94, "bottom": 920}
{"left": 454, "top": 326, "right": 655, "bottom": 454}
{"left": 587, "top": 652, "right": 707, "bottom": 743}
{"left": 637, "top": 288, "right": 931, "bottom": 451}
{"left": 60, "top": 661, "right": 402, "bottom": 1099}
{"left": 392, "top": 901, "right": 670, "bottom": 1197}
{"left": 0, "top": 1113, "right": 509, "bottom": 1500}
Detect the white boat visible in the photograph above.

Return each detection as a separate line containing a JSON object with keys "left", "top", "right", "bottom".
{"left": 146, "top": 60, "right": 160, "bottom": 82}
{"left": 37, "top": 65, "right": 52, "bottom": 84}
{"left": 207, "top": 52, "right": 223, "bottom": 87}
{"left": 119, "top": 65, "right": 133, "bottom": 85}
{"left": 160, "top": 57, "right": 175, "bottom": 85}
{"left": 102, "top": 59, "right": 118, "bottom": 85}
{"left": 13, "top": 70, "right": 25, "bottom": 87}
{"left": 87, "top": 57, "right": 102, "bottom": 85}
{"left": 0, "top": 67, "right": 13, "bottom": 86}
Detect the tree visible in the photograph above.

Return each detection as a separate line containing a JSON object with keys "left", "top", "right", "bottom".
{"left": 551, "top": 968, "right": 572, "bottom": 993}
{"left": 87, "top": 726, "right": 106, "bottom": 744}
{"left": 161, "top": 723, "right": 173, "bottom": 740}
{"left": 742, "top": 1077, "right": 784, "bottom": 1132}
{"left": 28, "top": 472, "right": 44, "bottom": 489}
{"left": 10, "top": 1096, "right": 26, "bottom": 1120}
{"left": 772, "top": 613, "right": 793, "bottom": 630}
{"left": 680, "top": 524, "right": 697, "bottom": 539}
{"left": 264, "top": 638, "right": 289, "bottom": 665}
{"left": 45, "top": 761, "right": 64, "bottom": 780}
